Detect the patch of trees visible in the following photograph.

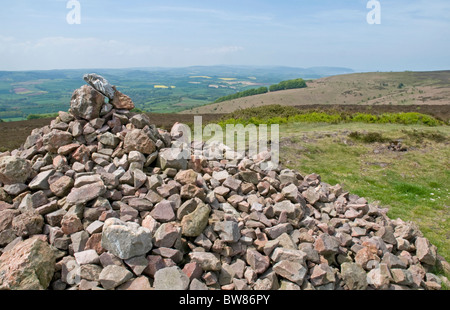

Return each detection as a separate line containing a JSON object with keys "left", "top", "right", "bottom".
{"left": 269, "top": 78, "right": 307, "bottom": 92}
{"left": 214, "top": 87, "right": 269, "bottom": 103}
{"left": 0, "top": 110, "right": 23, "bottom": 119}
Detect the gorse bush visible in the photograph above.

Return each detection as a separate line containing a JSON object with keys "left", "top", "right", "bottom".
{"left": 222, "top": 104, "right": 300, "bottom": 121}
{"left": 27, "top": 113, "right": 58, "bottom": 120}
{"left": 217, "top": 105, "right": 444, "bottom": 127}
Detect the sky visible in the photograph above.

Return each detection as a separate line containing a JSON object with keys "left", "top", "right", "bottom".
{"left": 0, "top": 0, "right": 449, "bottom": 72}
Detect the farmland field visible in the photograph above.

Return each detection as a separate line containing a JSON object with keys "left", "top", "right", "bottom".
{"left": 0, "top": 66, "right": 352, "bottom": 121}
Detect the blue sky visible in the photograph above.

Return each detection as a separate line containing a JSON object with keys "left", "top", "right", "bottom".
{"left": 0, "top": 0, "right": 449, "bottom": 71}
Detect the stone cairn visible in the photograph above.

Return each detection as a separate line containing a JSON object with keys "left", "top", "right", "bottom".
{"left": 0, "top": 74, "right": 448, "bottom": 291}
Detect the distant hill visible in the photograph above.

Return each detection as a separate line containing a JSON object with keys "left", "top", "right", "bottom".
{"left": 183, "top": 71, "right": 450, "bottom": 114}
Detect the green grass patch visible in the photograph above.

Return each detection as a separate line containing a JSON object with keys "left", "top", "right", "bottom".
{"left": 27, "top": 113, "right": 59, "bottom": 120}
{"left": 218, "top": 105, "right": 445, "bottom": 127}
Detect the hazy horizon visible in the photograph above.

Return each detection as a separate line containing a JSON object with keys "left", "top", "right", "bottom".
{"left": 1, "top": 0, "right": 449, "bottom": 72}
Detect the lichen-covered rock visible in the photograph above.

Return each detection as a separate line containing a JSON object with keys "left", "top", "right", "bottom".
{"left": 0, "top": 237, "right": 56, "bottom": 290}
{"left": 66, "top": 181, "right": 106, "bottom": 205}
{"left": 340, "top": 262, "right": 368, "bottom": 290}
{"left": 0, "top": 156, "right": 31, "bottom": 185}
{"left": 124, "top": 129, "right": 157, "bottom": 155}
{"left": 70, "top": 85, "right": 105, "bottom": 121}
{"left": 181, "top": 202, "right": 211, "bottom": 237}
{"left": 101, "top": 218, "right": 153, "bottom": 260}
{"left": 12, "top": 212, "right": 44, "bottom": 237}
{"left": 154, "top": 266, "right": 189, "bottom": 290}
{"left": 42, "top": 130, "right": 73, "bottom": 153}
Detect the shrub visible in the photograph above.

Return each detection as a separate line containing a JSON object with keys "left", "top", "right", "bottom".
{"left": 401, "top": 129, "right": 447, "bottom": 143}
{"left": 27, "top": 113, "right": 58, "bottom": 120}
{"left": 349, "top": 131, "right": 388, "bottom": 143}
{"left": 217, "top": 106, "right": 444, "bottom": 127}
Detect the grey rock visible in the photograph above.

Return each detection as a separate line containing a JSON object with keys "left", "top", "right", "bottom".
{"left": 45, "top": 209, "right": 67, "bottom": 227}
{"left": 181, "top": 201, "right": 211, "bottom": 237}
{"left": 154, "top": 222, "right": 180, "bottom": 248}
{"left": 74, "top": 249, "right": 100, "bottom": 265}
{"left": 367, "top": 263, "right": 392, "bottom": 290}
{"left": 341, "top": 262, "right": 368, "bottom": 290}
{"left": 66, "top": 181, "right": 106, "bottom": 205}
{"left": 99, "top": 132, "right": 120, "bottom": 148}
{"left": 99, "top": 265, "right": 133, "bottom": 290}
{"left": 18, "top": 191, "right": 48, "bottom": 213}
{"left": 28, "top": 169, "right": 55, "bottom": 191}
{"left": 3, "top": 183, "right": 28, "bottom": 196}
{"left": 214, "top": 221, "right": 241, "bottom": 243}
{"left": 273, "top": 260, "right": 307, "bottom": 286}
{"left": 270, "top": 247, "right": 307, "bottom": 265}
{"left": 124, "top": 256, "right": 149, "bottom": 276}
{"left": 70, "top": 85, "right": 105, "bottom": 121}
{"left": 154, "top": 266, "right": 190, "bottom": 290}
{"left": 130, "top": 114, "right": 152, "bottom": 129}
{"left": 273, "top": 200, "right": 297, "bottom": 219}
{"left": 157, "top": 148, "right": 188, "bottom": 170}
{"left": 79, "top": 264, "right": 103, "bottom": 282}
{"left": 314, "top": 233, "right": 340, "bottom": 255}
{"left": 71, "top": 230, "right": 90, "bottom": 253}
{"left": 281, "top": 184, "right": 300, "bottom": 202}
{"left": 0, "top": 156, "right": 31, "bottom": 185}
{"left": 189, "top": 252, "right": 221, "bottom": 271}
{"left": 83, "top": 73, "right": 115, "bottom": 99}
{"left": 101, "top": 218, "right": 153, "bottom": 260}
{"left": 12, "top": 212, "right": 44, "bottom": 238}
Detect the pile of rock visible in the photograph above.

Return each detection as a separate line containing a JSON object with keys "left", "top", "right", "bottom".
{"left": 0, "top": 74, "right": 448, "bottom": 290}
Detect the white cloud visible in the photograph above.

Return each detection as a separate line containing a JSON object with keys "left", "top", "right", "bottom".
{"left": 203, "top": 46, "right": 245, "bottom": 55}
{"left": 0, "top": 36, "right": 162, "bottom": 70}
{"left": 0, "top": 35, "right": 247, "bottom": 70}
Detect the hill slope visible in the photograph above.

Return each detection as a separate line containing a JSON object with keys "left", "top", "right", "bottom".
{"left": 183, "top": 71, "right": 450, "bottom": 114}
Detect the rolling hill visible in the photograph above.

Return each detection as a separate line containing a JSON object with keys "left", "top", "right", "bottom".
{"left": 0, "top": 66, "right": 353, "bottom": 121}
{"left": 183, "top": 71, "right": 450, "bottom": 114}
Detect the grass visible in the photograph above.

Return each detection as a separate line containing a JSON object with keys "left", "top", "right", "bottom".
{"left": 217, "top": 105, "right": 445, "bottom": 127}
